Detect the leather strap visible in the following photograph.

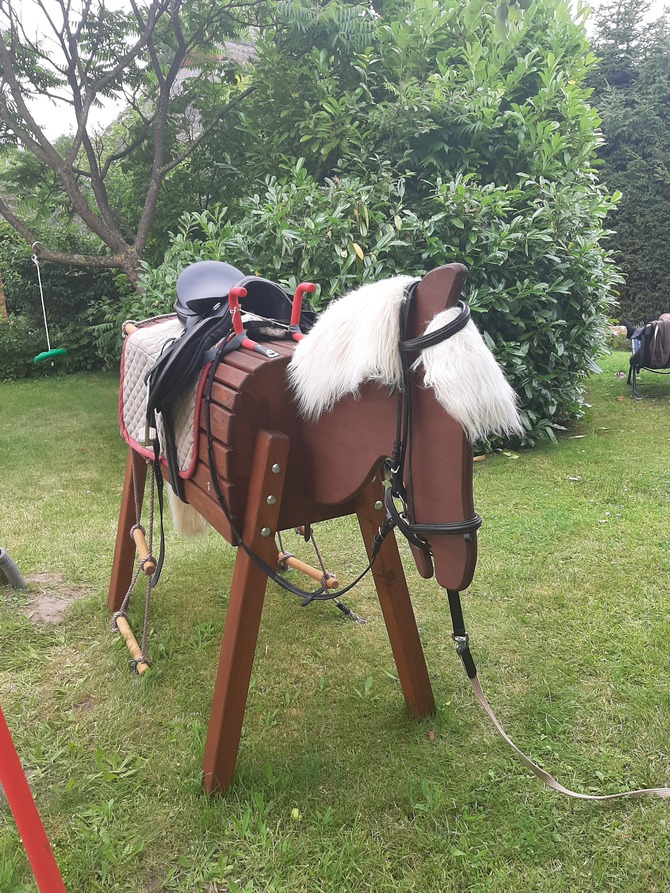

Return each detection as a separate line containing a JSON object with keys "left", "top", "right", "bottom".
{"left": 467, "top": 674, "right": 670, "bottom": 800}
{"left": 399, "top": 300, "right": 471, "bottom": 356}
{"left": 446, "top": 588, "right": 670, "bottom": 800}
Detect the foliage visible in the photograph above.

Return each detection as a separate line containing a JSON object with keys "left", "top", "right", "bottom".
{"left": 132, "top": 163, "right": 424, "bottom": 317}
{"left": 138, "top": 0, "right": 621, "bottom": 444}
{"left": 0, "top": 222, "right": 125, "bottom": 371}
{"left": 0, "top": 314, "right": 42, "bottom": 380}
{"left": 588, "top": 0, "right": 670, "bottom": 322}
{"left": 0, "top": 0, "right": 264, "bottom": 284}
{"left": 0, "top": 0, "right": 622, "bottom": 439}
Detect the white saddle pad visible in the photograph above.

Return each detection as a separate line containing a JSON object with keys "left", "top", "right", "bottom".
{"left": 119, "top": 316, "right": 203, "bottom": 477}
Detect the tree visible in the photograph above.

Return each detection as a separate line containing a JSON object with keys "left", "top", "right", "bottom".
{"left": 588, "top": 0, "right": 670, "bottom": 321}
{"left": 0, "top": 0, "right": 262, "bottom": 286}
{"left": 0, "top": 0, "right": 526, "bottom": 284}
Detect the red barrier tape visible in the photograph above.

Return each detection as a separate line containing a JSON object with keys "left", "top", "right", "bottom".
{"left": 0, "top": 706, "right": 67, "bottom": 892}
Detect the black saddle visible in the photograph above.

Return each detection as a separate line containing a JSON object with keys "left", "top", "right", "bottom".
{"left": 174, "top": 260, "right": 299, "bottom": 330}
{"left": 146, "top": 261, "right": 316, "bottom": 501}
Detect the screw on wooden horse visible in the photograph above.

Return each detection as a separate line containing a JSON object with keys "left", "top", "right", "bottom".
{"left": 109, "top": 262, "right": 670, "bottom": 801}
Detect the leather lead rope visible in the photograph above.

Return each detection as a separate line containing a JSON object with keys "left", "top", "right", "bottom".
{"left": 445, "top": 588, "right": 670, "bottom": 800}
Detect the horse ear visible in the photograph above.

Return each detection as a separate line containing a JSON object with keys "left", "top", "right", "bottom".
{"left": 407, "top": 264, "right": 468, "bottom": 340}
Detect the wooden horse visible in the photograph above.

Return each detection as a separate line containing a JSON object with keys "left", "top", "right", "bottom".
{"left": 108, "top": 263, "right": 521, "bottom": 794}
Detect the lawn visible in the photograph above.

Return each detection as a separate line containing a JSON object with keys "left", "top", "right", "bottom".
{"left": 1, "top": 352, "right": 669, "bottom": 892}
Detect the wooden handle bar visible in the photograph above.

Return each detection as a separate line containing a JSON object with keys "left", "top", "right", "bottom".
{"left": 115, "top": 615, "right": 149, "bottom": 674}
{"left": 131, "top": 527, "right": 156, "bottom": 576}
{"left": 278, "top": 552, "right": 339, "bottom": 589}
{"left": 123, "top": 322, "right": 138, "bottom": 336}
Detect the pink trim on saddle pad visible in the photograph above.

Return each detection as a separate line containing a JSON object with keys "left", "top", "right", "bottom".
{"left": 118, "top": 316, "right": 209, "bottom": 480}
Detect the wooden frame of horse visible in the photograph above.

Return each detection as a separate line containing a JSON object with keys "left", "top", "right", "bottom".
{"left": 108, "top": 264, "right": 477, "bottom": 794}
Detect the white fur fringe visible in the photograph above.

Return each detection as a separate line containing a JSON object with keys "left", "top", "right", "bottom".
{"left": 167, "top": 484, "right": 208, "bottom": 537}
{"left": 416, "top": 305, "right": 523, "bottom": 442}
{"left": 288, "top": 276, "right": 413, "bottom": 419}
{"left": 288, "top": 277, "right": 522, "bottom": 442}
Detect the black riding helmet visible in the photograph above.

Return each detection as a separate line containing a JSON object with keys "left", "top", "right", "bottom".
{"left": 174, "top": 260, "right": 293, "bottom": 329}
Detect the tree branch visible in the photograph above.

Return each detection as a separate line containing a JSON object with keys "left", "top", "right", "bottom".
{"left": 161, "top": 84, "right": 257, "bottom": 176}
{"left": 0, "top": 0, "right": 267, "bottom": 286}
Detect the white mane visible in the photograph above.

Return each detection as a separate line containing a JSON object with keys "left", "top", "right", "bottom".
{"left": 288, "top": 276, "right": 523, "bottom": 443}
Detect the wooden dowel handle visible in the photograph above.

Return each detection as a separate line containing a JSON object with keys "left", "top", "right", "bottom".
{"left": 123, "top": 322, "right": 138, "bottom": 336}
{"left": 131, "top": 527, "right": 156, "bottom": 575}
{"left": 278, "top": 553, "right": 339, "bottom": 589}
{"left": 115, "top": 615, "right": 149, "bottom": 674}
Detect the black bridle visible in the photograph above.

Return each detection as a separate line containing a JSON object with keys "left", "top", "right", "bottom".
{"left": 384, "top": 285, "right": 482, "bottom": 559}
{"left": 201, "top": 282, "right": 481, "bottom": 604}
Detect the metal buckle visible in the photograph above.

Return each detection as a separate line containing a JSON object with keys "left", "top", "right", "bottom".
{"left": 452, "top": 633, "right": 469, "bottom": 655}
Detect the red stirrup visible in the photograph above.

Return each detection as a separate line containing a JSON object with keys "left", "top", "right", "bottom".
{"left": 227, "top": 286, "right": 279, "bottom": 358}
{"left": 290, "top": 282, "right": 316, "bottom": 342}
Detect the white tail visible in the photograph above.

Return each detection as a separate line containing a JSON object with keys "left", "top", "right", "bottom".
{"left": 167, "top": 484, "right": 208, "bottom": 537}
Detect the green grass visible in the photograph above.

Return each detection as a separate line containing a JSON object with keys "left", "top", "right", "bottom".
{"left": 1, "top": 356, "right": 669, "bottom": 893}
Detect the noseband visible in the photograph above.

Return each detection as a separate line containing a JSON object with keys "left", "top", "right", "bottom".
{"left": 383, "top": 284, "right": 482, "bottom": 562}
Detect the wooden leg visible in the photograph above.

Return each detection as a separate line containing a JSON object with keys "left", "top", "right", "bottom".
{"left": 108, "top": 448, "right": 147, "bottom": 612}
{"left": 355, "top": 477, "right": 436, "bottom": 717}
{"left": 202, "top": 430, "right": 290, "bottom": 795}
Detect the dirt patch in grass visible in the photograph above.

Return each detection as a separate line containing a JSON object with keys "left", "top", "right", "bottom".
{"left": 19, "top": 572, "right": 88, "bottom": 624}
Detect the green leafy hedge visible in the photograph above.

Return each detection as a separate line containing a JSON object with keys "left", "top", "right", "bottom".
{"left": 134, "top": 165, "right": 619, "bottom": 444}
{"left": 588, "top": 4, "right": 670, "bottom": 323}
{"left": 0, "top": 223, "right": 124, "bottom": 375}
{"left": 132, "top": 0, "right": 619, "bottom": 444}
{"left": 0, "top": 315, "right": 44, "bottom": 380}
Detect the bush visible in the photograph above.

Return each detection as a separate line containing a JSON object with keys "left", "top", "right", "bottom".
{"left": 0, "top": 314, "right": 46, "bottom": 380}
{"left": 138, "top": 167, "right": 619, "bottom": 444}
{"left": 0, "top": 223, "right": 126, "bottom": 373}
{"left": 0, "top": 311, "right": 114, "bottom": 380}
{"left": 134, "top": 163, "right": 427, "bottom": 317}
{"left": 133, "top": 0, "right": 621, "bottom": 445}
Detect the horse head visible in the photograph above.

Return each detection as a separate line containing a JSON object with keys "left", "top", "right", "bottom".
{"left": 288, "top": 264, "right": 522, "bottom": 592}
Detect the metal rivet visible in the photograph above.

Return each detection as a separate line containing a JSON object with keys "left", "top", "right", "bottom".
{"left": 271, "top": 464, "right": 281, "bottom": 474}
{"left": 261, "top": 527, "right": 272, "bottom": 537}
{"left": 266, "top": 495, "right": 277, "bottom": 505}
{"left": 374, "top": 500, "right": 383, "bottom": 510}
